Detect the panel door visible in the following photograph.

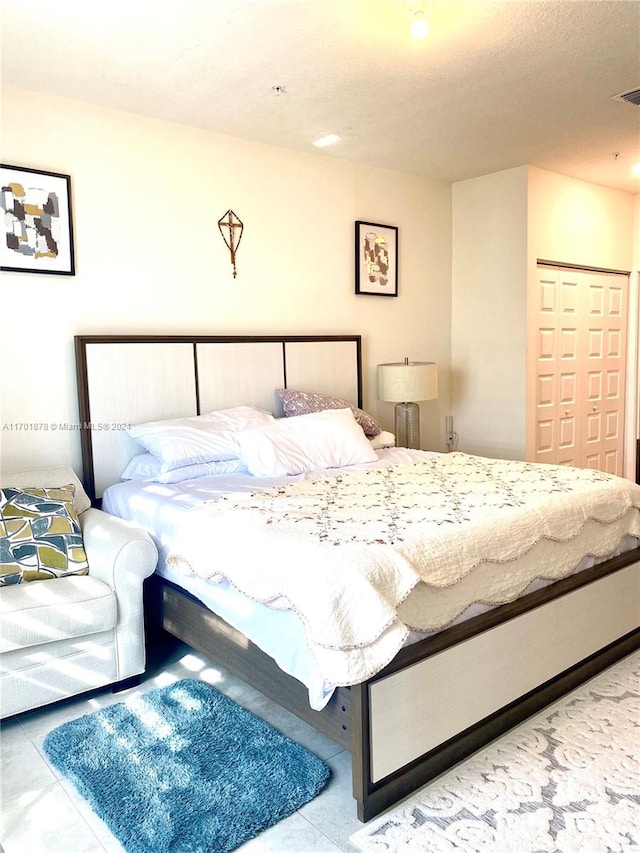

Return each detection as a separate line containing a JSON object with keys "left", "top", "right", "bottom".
{"left": 581, "top": 273, "right": 627, "bottom": 475}
{"left": 533, "top": 266, "right": 628, "bottom": 475}
{"left": 533, "top": 270, "right": 581, "bottom": 467}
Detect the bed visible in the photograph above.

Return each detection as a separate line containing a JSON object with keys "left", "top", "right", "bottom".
{"left": 74, "top": 333, "right": 640, "bottom": 822}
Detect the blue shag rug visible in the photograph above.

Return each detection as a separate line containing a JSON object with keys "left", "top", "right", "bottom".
{"left": 42, "top": 678, "right": 331, "bottom": 853}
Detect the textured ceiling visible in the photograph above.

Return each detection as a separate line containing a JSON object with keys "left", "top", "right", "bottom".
{"left": 2, "top": 0, "right": 640, "bottom": 193}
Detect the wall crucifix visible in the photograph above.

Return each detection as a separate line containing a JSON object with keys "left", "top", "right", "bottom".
{"left": 217, "top": 209, "right": 244, "bottom": 278}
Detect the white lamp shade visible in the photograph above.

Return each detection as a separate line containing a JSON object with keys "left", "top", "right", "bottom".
{"left": 377, "top": 361, "right": 438, "bottom": 403}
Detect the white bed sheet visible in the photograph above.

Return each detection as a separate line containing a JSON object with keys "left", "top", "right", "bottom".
{"left": 102, "top": 449, "right": 639, "bottom": 710}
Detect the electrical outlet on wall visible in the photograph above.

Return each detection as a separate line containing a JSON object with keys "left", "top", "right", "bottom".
{"left": 445, "top": 416, "right": 456, "bottom": 451}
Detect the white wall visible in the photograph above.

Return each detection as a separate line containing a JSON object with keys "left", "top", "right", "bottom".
{"left": 526, "top": 168, "right": 637, "bottom": 471}
{"left": 451, "top": 166, "right": 529, "bottom": 459}
{"left": 632, "top": 195, "right": 640, "bottom": 449}
{"left": 634, "top": 195, "right": 640, "bottom": 270}
{"left": 527, "top": 166, "right": 634, "bottom": 271}
{"left": 1, "top": 86, "right": 452, "bottom": 475}
{"left": 452, "top": 165, "right": 637, "bottom": 465}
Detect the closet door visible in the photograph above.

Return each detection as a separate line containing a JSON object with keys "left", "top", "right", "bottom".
{"left": 582, "top": 273, "right": 627, "bottom": 474}
{"left": 534, "top": 270, "right": 581, "bottom": 466}
{"left": 533, "top": 266, "right": 628, "bottom": 475}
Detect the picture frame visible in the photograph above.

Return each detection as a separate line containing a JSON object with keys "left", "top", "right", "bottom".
{"left": 355, "top": 220, "right": 398, "bottom": 297}
{"left": 1, "top": 164, "right": 75, "bottom": 275}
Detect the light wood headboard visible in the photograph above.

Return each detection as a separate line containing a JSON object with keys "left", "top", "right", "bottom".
{"left": 75, "top": 334, "right": 362, "bottom": 502}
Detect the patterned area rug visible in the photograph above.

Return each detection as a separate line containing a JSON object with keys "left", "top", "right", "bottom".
{"left": 351, "top": 651, "right": 640, "bottom": 853}
{"left": 43, "top": 679, "right": 330, "bottom": 853}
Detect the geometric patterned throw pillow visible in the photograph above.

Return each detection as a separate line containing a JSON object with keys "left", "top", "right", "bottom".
{"left": 0, "top": 485, "right": 89, "bottom": 586}
{"left": 276, "top": 388, "right": 382, "bottom": 437}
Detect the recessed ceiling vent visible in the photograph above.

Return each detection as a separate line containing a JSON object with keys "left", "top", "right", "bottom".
{"left": 612, "top": 87, "right": 640, "bottom": 107}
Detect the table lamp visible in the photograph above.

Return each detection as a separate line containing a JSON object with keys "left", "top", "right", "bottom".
{"left": 377, "top": 358, "right": 438, "bottom": 449}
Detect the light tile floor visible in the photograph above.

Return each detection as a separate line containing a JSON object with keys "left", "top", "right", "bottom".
{"left": 0, "top": 635, "right": 364, "bottom": 853}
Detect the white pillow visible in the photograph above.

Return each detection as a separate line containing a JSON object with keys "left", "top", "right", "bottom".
{"left": 235, "top": 408, "right": 378, "bottom": 477}
{"left": 127, "top": 405, "right": 274, "bottom": 471}
{"left": 121, "top": 453, "right": 247, "bottom": 484}
{"left": 369, "top": 430, "right": 396, "bottom": 450}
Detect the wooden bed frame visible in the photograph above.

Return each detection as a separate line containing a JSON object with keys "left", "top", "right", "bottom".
{"left": 75, "top": 333, "right": 640, "bottom": 822}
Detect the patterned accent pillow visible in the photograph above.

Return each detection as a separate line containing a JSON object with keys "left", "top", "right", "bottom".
{"left": 276, "top": 388, "right": 381, "bottom": 437}
{"left": 0, "top": 485, "right": 89, "bottom": 585}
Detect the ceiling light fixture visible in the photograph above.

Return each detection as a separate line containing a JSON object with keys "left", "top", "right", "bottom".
{"left": 313, "top": 134, "right": 340, "bottom": 148}
{"left": 410, "top": 10, "right": 429, "bottom": 39}
{"left": 406, "top": 1, "right": 430, "bottom": 39}
{"left": 613, "top": 152, "right": 640, "bottom": 178}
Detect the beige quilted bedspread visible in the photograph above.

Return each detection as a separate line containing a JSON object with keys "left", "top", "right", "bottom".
{"left": 167, "top": 453, "right": 640, "bottom": 686}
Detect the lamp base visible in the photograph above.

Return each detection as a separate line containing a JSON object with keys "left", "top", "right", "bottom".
{"left": 395, "top": 402, "right": 421, "bottom": 449}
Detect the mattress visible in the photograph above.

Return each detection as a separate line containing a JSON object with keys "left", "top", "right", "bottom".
{"left": 102, "top": 448, "right": 640, "bottom": 709}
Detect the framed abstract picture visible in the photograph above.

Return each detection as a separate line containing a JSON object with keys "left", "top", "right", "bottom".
{"left": 355, "top": 220, "right": 398, "bottom": 296}
{"left": 1, "top": 164, "right": 75, "bottom": 275}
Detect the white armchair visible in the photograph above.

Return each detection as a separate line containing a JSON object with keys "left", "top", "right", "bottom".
{"left": 0, "top": 465, "right": 158, "bottom": 718}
